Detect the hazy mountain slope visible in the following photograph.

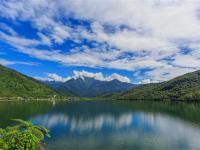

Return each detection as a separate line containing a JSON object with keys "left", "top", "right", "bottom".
{"left": 44, "top": 81, "right": 63, "bottom": 89}
{"left": 110, "top": 70, "right": 200, "bottom": 101}
{"left": 0, "top": 65, "right": 59, "bottom": 99}
{"left": 57, "top": 77, "right": 136, "bottom": 97}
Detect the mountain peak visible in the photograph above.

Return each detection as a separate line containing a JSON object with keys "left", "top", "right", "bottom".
{"left": 73, "top": 76, "right": 95, "bottom": 81}
{"left": 45, "top": 75, "right": 136, "bottom": 98}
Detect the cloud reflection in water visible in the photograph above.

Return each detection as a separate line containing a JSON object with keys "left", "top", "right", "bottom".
{"left": 31, "top": 108, "right": 200, "bottom": 150}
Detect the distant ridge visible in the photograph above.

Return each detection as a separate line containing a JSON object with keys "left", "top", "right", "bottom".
{"left": 0, "top": 65, "right": 59, "bottom": 99}
{"left": 45, "top": 76, "right": 136, "bottom": 97}
{"left": 108, "top": 70, "right": 200, "bottom": 101}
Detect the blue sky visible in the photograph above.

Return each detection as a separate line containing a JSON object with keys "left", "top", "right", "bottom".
{"left": 0, "top": 0, "right": 200, "bottom": 84}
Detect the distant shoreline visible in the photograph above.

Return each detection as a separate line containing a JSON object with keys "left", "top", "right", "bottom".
{"left": 0, "top": 98, "right": 200, "bottom": 103}
{"left": 0, "top": 98, "right": 69, "bottom": 102}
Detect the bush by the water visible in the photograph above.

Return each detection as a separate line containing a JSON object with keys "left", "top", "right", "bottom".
{"left": 0, "top": 119, "right": 50, "bottom": 150}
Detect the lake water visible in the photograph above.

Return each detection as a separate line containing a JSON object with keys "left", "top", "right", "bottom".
{"left": 1, "top": 100, "right": 200, "bottom": 150}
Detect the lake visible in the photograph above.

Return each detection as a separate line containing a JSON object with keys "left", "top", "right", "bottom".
{"left": 1, "top": 100, "right": 200, "bottom": 150}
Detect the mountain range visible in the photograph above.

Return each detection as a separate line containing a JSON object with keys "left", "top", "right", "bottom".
{"left": 44, "top": 77, "right": 136, "bottom": 97}
{"left": 1, "top": 64, "right": 200, "bottom": 101}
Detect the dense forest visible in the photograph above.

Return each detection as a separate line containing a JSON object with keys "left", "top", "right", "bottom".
{"left": 107, "top": 70, "right": 200, "bottom": 101}
{"left": 0, "top": 65, "right": 59, "bottom": 99}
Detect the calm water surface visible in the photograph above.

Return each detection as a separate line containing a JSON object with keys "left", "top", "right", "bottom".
{"left": 1, "top": 100, "right": 200, "bottom": 150}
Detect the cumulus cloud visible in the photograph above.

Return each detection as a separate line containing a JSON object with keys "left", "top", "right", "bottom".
{"left": 36, "top": 70, "right": 131, "bottom": 83}
{"left": 106, "top": 73, "right": 131, "bottom": 83}
{"left": 73, "top": 70, "right": 104, "bottom": 81}
{"left": 73, "top": 70, "right": 131, "bottom": 83}
{"left": 1, "top": 0, "right": 200, "bottom": 82}
{"left": 35, "top": 73, "right": 71, "bottom": 82}
{"left": 47, "top": 73, "right": 71, "bottom": 82}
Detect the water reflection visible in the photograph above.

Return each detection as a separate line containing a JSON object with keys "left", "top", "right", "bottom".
{"left": 32, "top": 113, "right": 135, "bottom": 132}
{"left": 28, "top": 101, "right": 200, "bottom": 150}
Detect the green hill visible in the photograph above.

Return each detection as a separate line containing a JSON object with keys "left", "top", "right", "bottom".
{"left": 0, "top": 65, "right": 59, "bottom": 99}
{"left": 110, "top": 70, "right": 200, "bottom": 101}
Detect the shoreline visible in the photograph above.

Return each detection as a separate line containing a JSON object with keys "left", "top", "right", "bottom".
{"left": 0, "top": 98, "right": 200, "bottom": 104}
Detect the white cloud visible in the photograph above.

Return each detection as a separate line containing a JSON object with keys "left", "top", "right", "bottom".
{"left": 139, "top": 79, "right": 151, "bottom": 84}
{"left": 37, "top": 32, "right": 52, "bottom": 46}
{"left": 106, "top": 73, "right": 131, "bottom": 83}
{"left": 1, "top": 0, "right": 200, "bottom": 82}
{"left": 144, "top": 65, "right": 196, "bottom": 82}
{"left": 51, "top": 26, "right": 70, "bottom": 44}
{"left": 0, "top": 31, "right": 41, "bottom": 47}
{"left": 47, "top": 73, "right": 71, "bottom": 82}
{"left": 0, "top": 58, "right": 39, "bottom": 66}
{"left": 173, "top": 54, "right": 200, "bottom": 69}
{"left": 73, "top": 70, "right": 104, "bottom": 81}
{"left": 0, "top": 59, "right": 19, "bottom": 66}
{"left": 0, "top": 23, "right": 17, "bottom": 36}
{"left": 73, "top": 70, "right": 131, "bottom": 83}
{"left": 36, "top": 70, "right": 131, "bottom": 83}
{"left": 139, "top": 79, "right": 159, "bottom": 84}
{"left": 35, "top": 73, "right": 71, "bottom": 82}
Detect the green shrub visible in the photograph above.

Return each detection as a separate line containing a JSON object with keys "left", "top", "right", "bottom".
{"left": 0, "top": 119, "right": 50, "bottom": 150}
